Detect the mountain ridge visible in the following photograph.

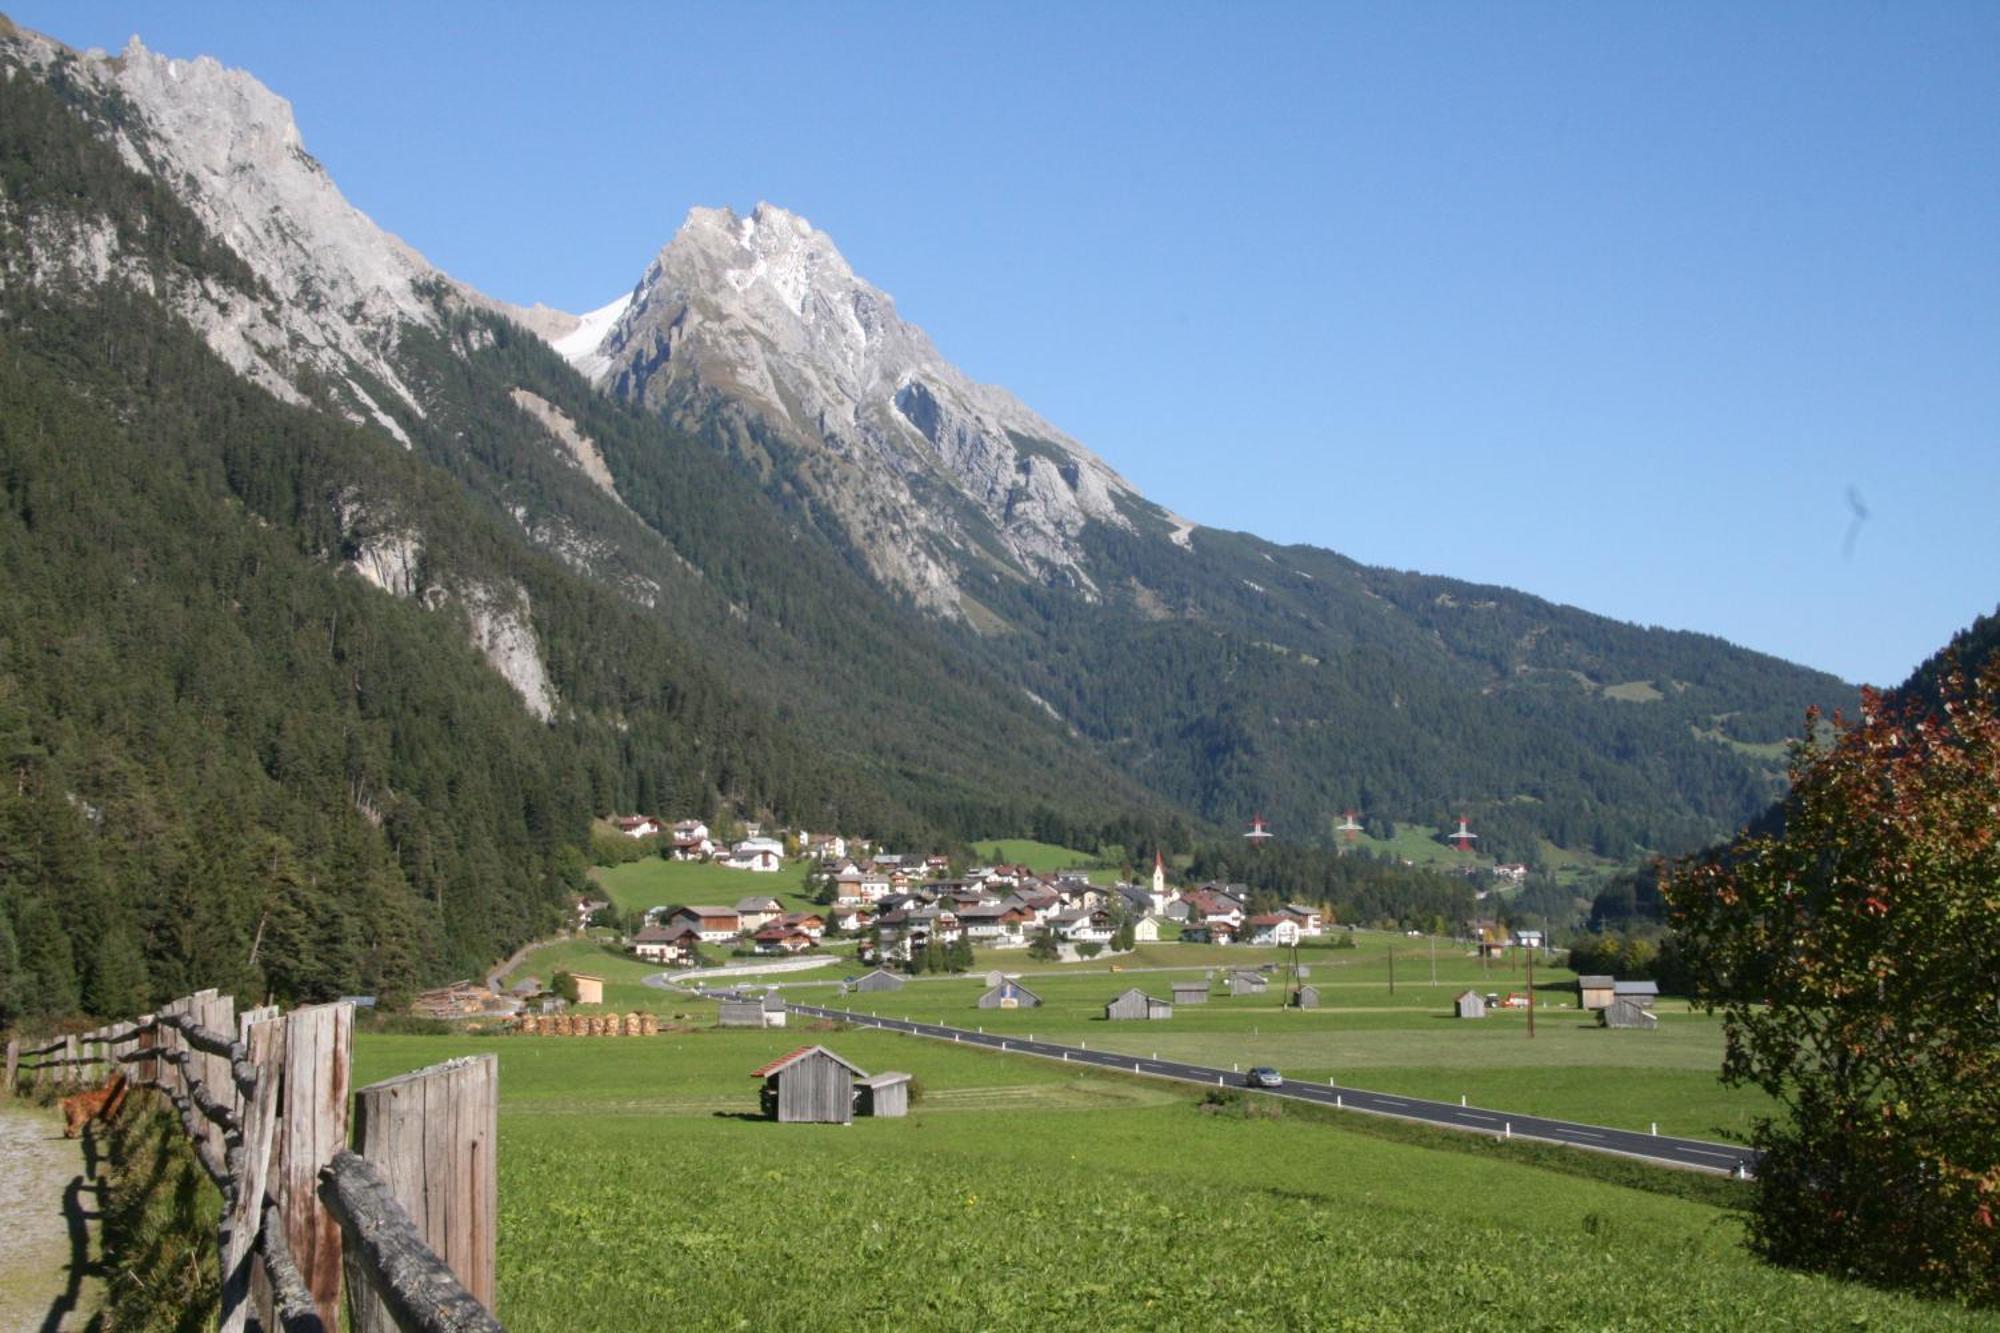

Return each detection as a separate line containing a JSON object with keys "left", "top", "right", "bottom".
{"left": 0, "top": 15, "right": 1859, "bottom": 872}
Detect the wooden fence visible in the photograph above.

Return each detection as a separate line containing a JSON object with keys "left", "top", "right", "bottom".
{"left": 5, "top": 990, "right": 503, "bottom": 1333}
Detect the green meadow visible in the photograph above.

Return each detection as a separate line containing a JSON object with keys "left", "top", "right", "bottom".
{"left": 349, "top": 1029, "right": 1993, "bottom": 1331}
{"left": 829, "top": 935, "right": 1770, "bottom": 1141}
{"left": 975, "top": 837, "right": 1121, "bottom": 883}
{"left": 590, "top": 856, "right": 822, "bottom": 916}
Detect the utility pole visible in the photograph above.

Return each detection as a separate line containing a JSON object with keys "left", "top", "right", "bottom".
{"left": 1388, "top": 945, "right": 1395, "bottom": 996}
{"left": 1526, "top": 944, "right": 1536, "bottom": 1039}
{"left": 1429, "top": 933, "right": 1437, "bottom": 987}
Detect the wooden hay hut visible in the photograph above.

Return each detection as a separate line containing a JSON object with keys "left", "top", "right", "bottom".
{"left": 852, "top": 968, "right": 906, "bottom": 993}
{"left": 571, "top": 973, "right": 605, "bottom": 1007}
{"left": 1600, "top": 997, "right": 1659, "bottom": 1030}
{"left": 1170, "top": 981, "right": 1210, "bottom": 1006}
{"left": 1576, "top": 975, "right": 1615, "bottom": 1011}
{"left": 855, "top": 1071, "right": 913, "bottom": 1118}
{"left": 1454, "top": 989, "right": 1487, "bottom": 1019}
{"left": 1105, "top": 987, "right": 1173, "bottom": 1021}
{"left": 1612, "top": 979, "right": 1660, "bottom": 1010}
{"left": 720, "top": 997, "right": 780, "bottom": 1028}
{"left": 977, "top": 979, "right": 1042, "bottom": 1009}
{"left": 752, "top": 1045, "right": 866, "bottom": 1123}
{"left": 1291, "top": 984, "right": 1320, "bottom": 1010}
{"left": 1227, "top": 970, "right": 1268, "bottom": 997}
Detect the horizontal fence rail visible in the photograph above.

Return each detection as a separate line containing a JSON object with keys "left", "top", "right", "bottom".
{"left": 7, "top": 992, "right": 503, "bottom": 1332}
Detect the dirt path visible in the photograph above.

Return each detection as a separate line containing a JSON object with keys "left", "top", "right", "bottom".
{"left": 0, "top": 1100, "right": 102, "bottom": 1331}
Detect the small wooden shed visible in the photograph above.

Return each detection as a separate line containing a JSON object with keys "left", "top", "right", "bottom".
{"left": 1105, "top": 987, "right": 1173, "bottom": 1021}
{"left": 570, "top": 973, "right": 605, "bottom": 1007}
{"left": 1455, "top": 989, "right": 1487, "bottom": 1019}
{"left": 719, "top": 996, "right": 784, "bottom": 1028}
{"left": 852, "top": 968, "right": 906, "bottom": 993}
{"left": 977, "top": 979, "right": 1042, "bottom": 1009}
{"left": 1228, "top": 971, "right": 1268, "bottom": 997}
{"left": 1291, "top": 985, "right": 1320, "bottom": 1010}
{"left": 1613, "top": 979, "right": 1660, "bottom": 1010}
{"left": 1576, "top": 975, "right": 1615, "bottom": 1011}
{"left": 855, "top": 1071, "right": 912, "bottom": 1118}
{"left": 1600, "top": 997, "right": 1658, "bottom": 1030}
{"left": 1170, "top": 981, "right": 1210, "bottom": 1006}
{"left": 753, "top": 1045, "right": 866, "bottom": 1123}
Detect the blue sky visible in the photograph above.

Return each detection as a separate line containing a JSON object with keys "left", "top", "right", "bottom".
{"left": 17, "top": 1, "right": 1998, "bottom": 686}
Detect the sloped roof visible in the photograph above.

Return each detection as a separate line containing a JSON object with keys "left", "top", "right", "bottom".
{"left": 749, "top": 1045, "right": 868, "bottom": 1079}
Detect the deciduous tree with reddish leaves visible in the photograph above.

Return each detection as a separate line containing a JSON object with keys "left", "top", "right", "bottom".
{"left": 1668, "top": 664, "right": 2000, "bottom": 1303}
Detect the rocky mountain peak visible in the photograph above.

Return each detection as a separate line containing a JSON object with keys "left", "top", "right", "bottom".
{"left": 559, "top": 202, "right": 1167, "bottom": 614}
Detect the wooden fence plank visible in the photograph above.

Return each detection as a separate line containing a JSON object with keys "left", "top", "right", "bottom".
{"left": 4, "top": 1038, "right": 16, "bottom": 1095}
{"left": 347, "top": 1055, "right": 498, "bottom": 1331}
{"left": 280, "top": 1002, "right": 352, "bottom": 1330}
{"left": 219, "top": 1013, "right": 283, "bottom": 1333}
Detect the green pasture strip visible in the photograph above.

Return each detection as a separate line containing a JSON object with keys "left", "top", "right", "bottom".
{"left": 831, "top": 969, "right": 1766, "bottom": 1142}
{"left": 349, "top": 1033, "right": 1979, "bottom": 1331}
{"left": 591, "top": 857, "right": 821, "bottom": 915}
{"left": 975, "top": 837, "right": 1119, "bottom": 882}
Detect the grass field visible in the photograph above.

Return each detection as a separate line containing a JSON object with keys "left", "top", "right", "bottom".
{"left": 348, "top": 1030, "right": 1991, "bottom": 1331}
{"left": 590, "top": 856, "right": 821, "bottom": 915}
{"left": 828, "top": 935, "right": 1771, "bottom": 1142}
{"left": 974, "top": 837, "right": 1120, "bottom": 883}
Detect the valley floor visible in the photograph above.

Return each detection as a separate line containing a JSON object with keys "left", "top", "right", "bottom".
{"left": 352, "top": 1030, "right": 1995, "bottom": 1331}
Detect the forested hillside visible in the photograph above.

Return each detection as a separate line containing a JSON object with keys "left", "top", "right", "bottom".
{"left": 0, "top": 62, "right": 1161, "bottom": 1025}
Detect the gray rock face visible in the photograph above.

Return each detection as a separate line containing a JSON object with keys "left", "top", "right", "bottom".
{"left": 0, "top": 24, "right": 548, "bottom": 444}
{"left": 556, "top": 203, "right": 1170, "bottom": 613}
{"left": 1, "top": 22, "right": 572, "bottom": 720}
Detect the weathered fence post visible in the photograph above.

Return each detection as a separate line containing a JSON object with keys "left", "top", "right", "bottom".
{"left": 4, "top": 1038, "right": 16, "bottom": 1095}
{"left": 219, "top": 1012, "right": 284, "bottom": 1333}
{"left": 345, "top": 1055, "right": 499, "bottom": 1331}
{"left": 281, "top": 1001, "right": 353, "bottom": 1330}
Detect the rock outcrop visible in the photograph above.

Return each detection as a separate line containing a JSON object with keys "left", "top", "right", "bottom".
{"left": 553, "top": 203, "right": 1180, "bottom": 613}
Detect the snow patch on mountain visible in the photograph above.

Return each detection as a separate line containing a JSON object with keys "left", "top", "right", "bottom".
{"left": 551, "top": 293, "right": 632, "bottom": 383}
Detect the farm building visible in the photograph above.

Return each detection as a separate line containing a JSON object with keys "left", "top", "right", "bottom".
{"left": 1105, "top": 988, "right": 1174, "bottom": 1021}
{"left": 1577, "top": 975, "right": 1615, "bottom": 1011}
{"left": 1454, "top": 990, "right": 1487, "bottom": 1019}
{"left": 1613, "top": 980, "right": 1660, "bottom": 1009}
{"left": 977, "top": 979, "right": 1042, "bottom": 1009}
{"left": 753, "top": 1046, "right": 866, "bottom": 1123}
{"left": 571, "top": 974, "right": 605, "bottom": 1007}
{"left": 718, "top": 994, "right": 787, "bottom": 1029}
{"left": 855, "top": 1072, "right": 913, "bottom": 1118}
{"left": 1227, "top": 971, "right": 1268, "bottom": 997}
{"left": 851, "top": 968, "right": 906, "bottom": 993}
{"left": 1170, "top": 981, "right": 1209, "bottom": 1006}
{"left": 1290, "top": 985, "right": 1320, "bottom": 1010}
{"left": 1600, "top": 997, "right": 1659, "bottom": 1030}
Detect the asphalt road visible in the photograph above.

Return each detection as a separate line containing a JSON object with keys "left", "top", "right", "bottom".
{"left": 788, "top": 1002, "right": 1760, "bottom": 1178}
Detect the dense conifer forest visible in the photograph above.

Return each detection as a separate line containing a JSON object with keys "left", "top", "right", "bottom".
{"left": 0, "top": 51, "right": 1889, "bottom": 1025}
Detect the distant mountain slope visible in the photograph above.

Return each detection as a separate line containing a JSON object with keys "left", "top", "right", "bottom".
{"left": 559, "top": 206, "right": 1858, "bottom": 863}
{"left": 1, "top": 16, "right": 1860, "bottom": 901}
{"left": 0, "top": 26, "right": 1172, "bottom": 1022}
